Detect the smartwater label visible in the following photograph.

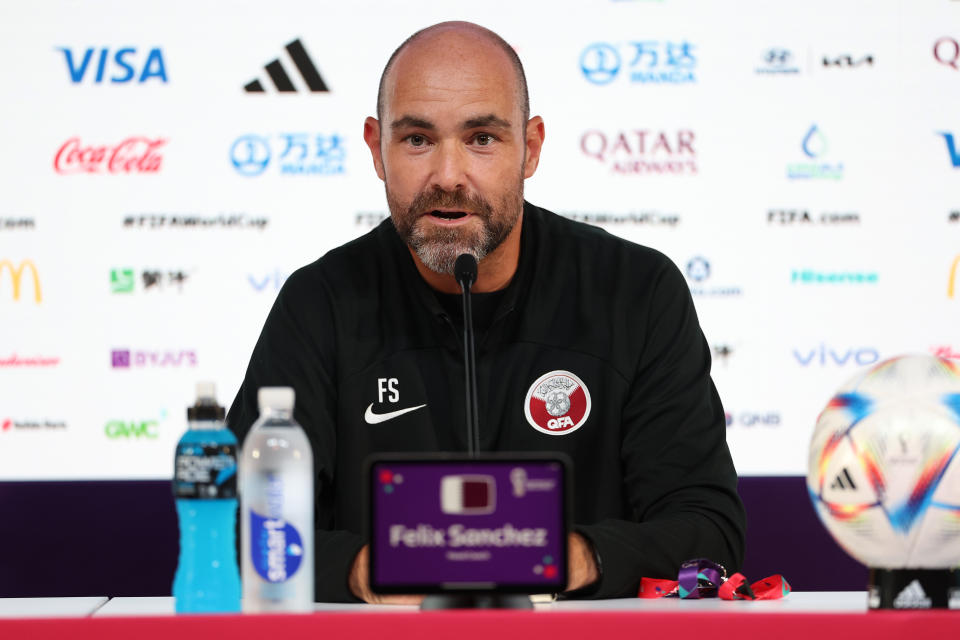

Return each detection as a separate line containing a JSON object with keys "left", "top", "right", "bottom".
{"left": 173, "top": 444, "right": 237, "bottom": 498}
{"left": 249, "top": 510, "right": 304, "bottom": 583}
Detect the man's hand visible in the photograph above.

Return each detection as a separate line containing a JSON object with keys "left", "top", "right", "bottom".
{"left": 566, "top": 532, "right": 600, "bottom": 592}
{"left": 348, "top": 545, "right": 425, "bottom": 605}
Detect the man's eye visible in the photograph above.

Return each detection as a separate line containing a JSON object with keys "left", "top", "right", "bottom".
{"left": 474, "top": 134, "right": 493, "bottom": 146}
{"left": 408, "top": 134, "right": 426, "bottom": 147}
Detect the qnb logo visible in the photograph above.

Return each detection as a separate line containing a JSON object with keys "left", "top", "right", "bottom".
{"left": 793, "top": 344, "right": 879, "bottom": 367}
{"left": 939, "top": 132, "right": 960, "bottom": 168}
{"left": 105, "top": 420, "right": 159, "bottom": 439}
{"left": 822, "top": 53, "right": 874, "bottom": 68}
{"left": 580, "top": 130, "right": 696, "bottom": 175}
{"left": 580, "top": 40, "right": 696, "bottom": 85}
{"left": 54, "top": 137, "right": 166, "bottom": 174}
{"left": 725, "top": 412, "right": 781, "bottom": 428}
{"left": 949, "top": 255, "right": 960, "bottom": 299}
{"left": 0, "top": 259, "right": 41, "bottom": 303}
{"left": 111, "top": 349, "right": 197, "bottom": 368}
{"left": 58, "top": 46, "right": 167, "bottom": 83}
{"left": 245, "top": 39, "right": 328, "bottom": 93}
{"left": 230, "top": 133, "right": 344, "bottom": 177}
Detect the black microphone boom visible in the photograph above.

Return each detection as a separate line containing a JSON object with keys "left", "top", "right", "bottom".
{"left": 455, "top": 253, "right": 481, "bottom": 457}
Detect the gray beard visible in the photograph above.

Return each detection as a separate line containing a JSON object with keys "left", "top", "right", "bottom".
{"left": 386, "top": 177, "right": 523, "bottom": 276}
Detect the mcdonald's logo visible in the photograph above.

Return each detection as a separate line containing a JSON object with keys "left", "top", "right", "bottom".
{"left": 0, "top": 259, "right": 42, "bottom": 303}
{"left": 950, "top": 255, "right": 960, "bottom": 299}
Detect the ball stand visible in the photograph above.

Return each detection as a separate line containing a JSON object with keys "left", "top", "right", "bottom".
{"left": 868, "top": 569, "right": 960, "bottom": 609}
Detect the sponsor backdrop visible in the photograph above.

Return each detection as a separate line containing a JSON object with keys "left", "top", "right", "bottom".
{"left": 0, "top": 0, "right": 957, "bottom": 479}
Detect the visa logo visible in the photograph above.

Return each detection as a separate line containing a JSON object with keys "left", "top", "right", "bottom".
{"left": 793, "top": 344, "right": 879, "bottom": 367}
{"left": 58, "top": 47, "right": 168, "bottom": 84}
{"left": 940, "top": 133, "right": 960, "bottom": 168}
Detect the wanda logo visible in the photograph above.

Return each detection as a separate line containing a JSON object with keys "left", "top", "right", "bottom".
{"left": 54, "top": 137, "right": 167, "bottom": 174}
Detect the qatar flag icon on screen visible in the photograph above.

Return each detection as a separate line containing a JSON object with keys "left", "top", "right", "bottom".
{"left": 441, "top": 475, "right": 496, "bottom": 515}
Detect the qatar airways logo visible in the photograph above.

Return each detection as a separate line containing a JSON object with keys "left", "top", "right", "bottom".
{"left": 580, "top": 130, "right": 697, "bottom": 175}
{"left": 54, "top": 137, "right": 166, "bottom": 174}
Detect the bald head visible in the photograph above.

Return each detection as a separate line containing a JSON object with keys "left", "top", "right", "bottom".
{"left": 376, "top": 21, "right": 530, "bottom": 126}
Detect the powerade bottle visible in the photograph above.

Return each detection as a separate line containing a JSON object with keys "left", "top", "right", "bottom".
{"left": 241, "top": 387, "right": 314, "bottom": 612}
{"left": 172, "top": 382, "right": 241, "bottom": 613}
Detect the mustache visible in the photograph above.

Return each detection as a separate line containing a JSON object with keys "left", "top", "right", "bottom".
{"left": 406, "top": 188, "right": 493, "bottom": 217}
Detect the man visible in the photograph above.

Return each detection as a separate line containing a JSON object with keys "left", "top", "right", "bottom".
{"left": 228, "top": 21, "right": 745, "bottom": 603}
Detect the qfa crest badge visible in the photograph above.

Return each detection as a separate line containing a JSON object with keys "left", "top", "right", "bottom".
{"left": 523, "top": 370, "right": 592, "bottom": 436}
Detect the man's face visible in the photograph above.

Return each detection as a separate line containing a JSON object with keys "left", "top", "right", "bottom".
{"left": 366, "top": 32, "right": 532, "bottom": 275}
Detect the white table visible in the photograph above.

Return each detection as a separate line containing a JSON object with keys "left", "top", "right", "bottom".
{"left": 94, "top": 591, "right": 868, "bottom": 616}
{"left": 0, "top": 597, "right": 108, "bottom": 618}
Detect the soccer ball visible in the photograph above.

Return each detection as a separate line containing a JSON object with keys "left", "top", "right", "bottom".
{"left": 808, "top": 354, "right": 960, "bottom": 568}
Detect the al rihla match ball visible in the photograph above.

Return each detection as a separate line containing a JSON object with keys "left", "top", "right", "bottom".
{"left": 808, "top": 354, "right": 960, "bottom": 568}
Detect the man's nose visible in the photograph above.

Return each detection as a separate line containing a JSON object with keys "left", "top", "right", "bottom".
{"left": 430, "top": 142, "right": 467, "bottom": 192}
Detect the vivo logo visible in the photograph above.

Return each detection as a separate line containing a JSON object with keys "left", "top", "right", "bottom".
{"left": 248, "top": 270, "right": 288, "bottom": 292}
{"left": 793, "top": 345, "right": 879, "bottom": 367}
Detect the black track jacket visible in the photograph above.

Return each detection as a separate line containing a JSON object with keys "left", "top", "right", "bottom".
{"left": 228, "top": 201, "right": 746, "bottom": 601}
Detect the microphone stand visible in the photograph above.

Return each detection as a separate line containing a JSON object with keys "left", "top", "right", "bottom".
{"left": 455, "top": 254, "right": 481, "bottom": 458}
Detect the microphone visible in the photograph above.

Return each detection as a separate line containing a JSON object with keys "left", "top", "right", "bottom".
{"left": 455, "top": 253, "right": 480, "bottom": 457}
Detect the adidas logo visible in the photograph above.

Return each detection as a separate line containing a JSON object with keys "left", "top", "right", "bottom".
{"left": 893, "top": 579, "right": 932, "bottom": 609}
{"left": 830, "top": 467, "right": 857, "bottom": 490}
{"left": 245, "top": 39, "right": 329, "bottom": 93}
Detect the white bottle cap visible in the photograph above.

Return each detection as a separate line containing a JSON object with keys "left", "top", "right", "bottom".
{"left": 195, "top": 381, "right": 216, "bottom": 402}
{"left": 258, "top": 386, "right": 295, "bottom": 412}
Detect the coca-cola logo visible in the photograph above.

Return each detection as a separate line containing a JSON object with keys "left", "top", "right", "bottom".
{"left": 54, "top": 137, "right": 167, "bottom": 174}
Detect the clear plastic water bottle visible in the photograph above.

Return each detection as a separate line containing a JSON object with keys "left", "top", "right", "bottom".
{"left": 172, "top": 382, "right": 241, "bottom": 613}
{"left": 241, "top": 387, "right": 314, "bottom": 612}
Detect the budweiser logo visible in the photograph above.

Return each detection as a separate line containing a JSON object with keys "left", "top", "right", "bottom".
{"left": 54, "top": 137, "right": 166, "bottom": 174}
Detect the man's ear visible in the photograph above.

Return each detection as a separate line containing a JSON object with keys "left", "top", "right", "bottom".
{"left": 363, "top": 116, "right": 386, "bottom": 181}
{"left": 523, "top": 116, "right": 545, "bottom": 179}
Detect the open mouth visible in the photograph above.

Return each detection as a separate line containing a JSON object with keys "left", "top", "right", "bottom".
{"left": 428, "top": 210, "right": 469, "bottom": 220}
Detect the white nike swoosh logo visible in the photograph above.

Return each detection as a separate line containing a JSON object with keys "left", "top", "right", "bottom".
{"left": 364, "top": 403, "right": 427, "bottom": 425}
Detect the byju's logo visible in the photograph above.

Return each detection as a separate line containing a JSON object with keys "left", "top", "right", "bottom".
{"left": 755, "top": 48, "right": 800, "bottom": 74}
{"left": 822, "top": 53, "right": 874, "bottom": 68}
{"left": 939, "top": 132, "right": 960, "bottom": 168}
{"left": 580, "top": 40, "right": 696, "bottom": 85}
{"left": 111, "top": 349, "right": 197, "bottom": 368}
{"left": 684, "top": 257, "right": 742, "bottom": 297}
{"left": 793, "top": 344, "right": 879, "bottom": 367}
{"left": 245, "top": 39, "right": 328, "bottom": 93}
{"left": 58, "top": 47, "right": 167, "bottom": 83}
{"left": 791, "top": 269, "right": 878, "bottom": 284}
{"left": 0, "top": 259, "right": 41, "bottom": 303}
{"left": 230, "top": 133, "right": 345, "bottom": 177}
{"left": 786, "top": 125, "right": 844, "bottom": 180}
{"left": 110, "top": 268, "right": 189, "bottom": 293}
{"left": 580, "top": 130, "right": 696, "bottom": 175}
{"left": 54, "top": 137, "right": 166, "bottom": 174}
